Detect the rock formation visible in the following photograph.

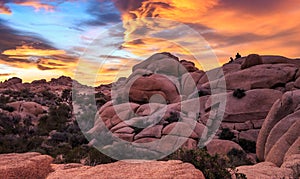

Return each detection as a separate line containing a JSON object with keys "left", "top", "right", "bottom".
{"left": 1, "top": 52, "right": 300, "bottom": 178}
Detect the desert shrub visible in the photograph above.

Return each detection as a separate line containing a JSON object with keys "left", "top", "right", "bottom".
{"left": 227, "top": 148, "right": 253, "bottom": 167}
{"left": 163, "top": 148, "right": 248, "bottom": 179}
{"left": 41, "top": 90, "right": 57, "bottom": 100}
{"left": 166, "top": 111, "right": 180, "bottom": 123}
{"left": 163, "top": 148, "right": 232, "bottom": 179}
{"left": 219, "top": 128, "right": 235, "bottom": 140}
{"left": 61, "top": 146, "right": 115, "bottom": 165}
{"left": 69, "top": 132, "right": 88, "bottom": 148}
{"left": 238, "top": 139, "right": 256, "bottom": 153}
{"left": 0, "top": 104, "right": 14, "bottom": 112}
{"left": 0, "top": 95, "right": 10, "bottom": 104}
{"left": 0, "top": 135, "right": 44, "bottom": 154}
{"left": 37, "top": 103, "right": 71, "bottom": 134}
{"left": 233, "top": 89, "right": 246, "bottom": 99}
{"left": 95, "top": 92, "right": 108, "bottom": 108}
{"left": 20, "top": 88, "right": 34, "bottom": 98}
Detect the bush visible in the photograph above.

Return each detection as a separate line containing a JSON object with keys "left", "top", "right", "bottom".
{"left": 227, "top": 148, "right": 253, "bottom": 167}
{"left": 163, "top": 148, "right": 248, "bottom": 179}
{"left": 61, "top": 146, "right": 115, "bottom": 165}
{"left": 0, "top": 104, "right": 14, "bottom": 112}
{"left": 219, "top": 128, "right": 235, "bottom": 140}
{"left": 238, "top": 139, "right": 256, "bottom": 153}
{"left": 0, "top": 95, "right": 10, "bottom": 104}
{"left": 233, "top": 89, "right": 246, "bottom": 99}
{"left": 163, "top": 148, "right": 232, "bottom": 179}
{"left": 41, "top": 90, "right": 57, "bottom": 100}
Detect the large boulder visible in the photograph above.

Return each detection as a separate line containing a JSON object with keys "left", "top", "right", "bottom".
{"left": 205, "top": 89, "right": 282, "bottom": 123}
{"left": 241, "top": 54, "right": 263, "bottom": 69}
{"left": 256, "top": 90, "right": 300, "bottom": 166}
{"left": 7, "top": 101, "right": 45, "bottom": 116}
{"left": 204, "top": 63, "right": 298, "bottom": 90}
{"left": 48, "top": 160, "right": 205, "bottom": 179}
{"left": 236, "top": 162, "right": 295, "bottom": 179}
{"left": 129, "top": 74, "right": 181, "bottom": 104}
{"left": 206, "top": 139, "right": 243, "bottom": 156}
{"left": 0, "top": 152, "right": 53, "bottom": 179}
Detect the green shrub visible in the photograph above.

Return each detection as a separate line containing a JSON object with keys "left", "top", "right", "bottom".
{"left": 163, "top": 148, "right": 232, "bottom": 179}
{"left": 227, "top": 148, "right": 253, "bottom": 167}
{"left": 233, "top": 89, "right": 246, "bottom": 99}
{"left": 219, "top": 128, "right": 235, "bottom": 140}
{"left": 163, "top": 148, "right": 248, "bottom": 179}
{"left": 238, "top": 139, "right": 256, "bottom": 153}
{"left": 0, "top": 104, "right": 14, "bottom": 112}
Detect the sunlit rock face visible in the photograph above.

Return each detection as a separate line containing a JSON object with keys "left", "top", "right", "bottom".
{"left": 85, "top": 53, "right": 300, "bottom": 162}
{"left": 1, "top": 52, "right": 300, "bottom": 178}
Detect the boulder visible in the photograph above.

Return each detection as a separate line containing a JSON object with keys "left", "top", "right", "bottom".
{"left": 241, "top": 54, "right": 263, "bottom": 69}
{"left": 206, "top": 89, "right": 282, "bottom": 123}
{"left": 206, "top": 139, "right": 243, "bottom": 156}
{"left": 256, "top": 90, "right": 300, "bottom": 162}
{"left": 134, "top": 125, "right": 163, "bottom": 140}
{"left": 265, "top": 120, "right": 300, "bottom": 166}
{"left": 294, "top": 77, "right": 300, "bottom": 88}
{"left": 236, "top": 162, "right": 294, "bottom": 179}
{"left": 7, "top": 101, "right": 45, "bottom": 116}
{"left": 204, "top": 63, "right": 298, "bottom": 90}
{"left": 180, "top": 60, "right": 198, "bottom": 72}
{"left": 239, "top": 129, "right": 260, "bottom": 142}
{"left": 128, "top": 74, "right": 180, "bottom": 104}
{"left": 48, "top": 160, "right": 205, "bottom": 179}
{"left": 0, "top": 152, "right": 53, "bottom": 179}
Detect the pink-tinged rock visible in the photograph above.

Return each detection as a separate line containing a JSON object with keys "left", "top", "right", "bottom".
{"left": 7, "top": 101, "right": 45, "bottom": 116}
{"left": 264, "top": 110, "right": 300, "bottom": 159}
{"left": 162, "top": 122, "right": 198, "bottom": 139}
{"left": 0, "top": 152, "right": 53, "bottom": 179}
{"left": 206, "top": 89, "right": 282, "bottom": 123}
{"left": 239, "top": 129, "right": 260, "bottom": 142}
{"left": 181, "top": 138, "right": 198, "bottom": 150}
{"left": 135, "top": 103, "right": 166, "bottom": 116}
{"left": 294, "top": 77, "right": 300, "bottom": 88}
{"left": 47, "top": 160, "right": 205, "bottom": 179}
{"left": 134, "top": 137, "right": 158, "bottom": 143}
{"left": 241, "top": 54, "right": 263, "bottom": 69}
{"left": 204, "top": 63, "right": 298, "bottom": 90}
{"left": 251, "top": 119, "right": 264, "bottom": 129}
{"left": 257, "top": 90, "right": 300, "bottom": 161}
{"left": 129, "top": 74, "right": 180, "bottom": 104}
{"left": 265, "top": 120, "right": 300, "bottom": 166}
{"left": 113, "top": 133, "right": 134, "bottom": 142}
{"left": 134, "top": 125, "right": 163, "bottom": 140}
{"left": 236, "top": 162, "right": 294, "bottom": 179}
{"left": 206, "top": 139, "right": 243, "bottom": 156}
{"left": 180, "top": 60, "right": 198, "bottom": 72}
{"left": 114, "top": 126, "right": 134, "bottom": 134}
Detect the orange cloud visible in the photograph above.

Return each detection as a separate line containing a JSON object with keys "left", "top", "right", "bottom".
{"left": 0, "top": 2, "right": 11, "bottom": 14}
{"left": 0, "top": 0, "right": 55, "bottom": 15}
{"left": 113, "top": 0, "right": 300, "bottom": 66}
{"left": 0, "top": 44, "right": 79, "bottom": 83}
{"left": 15, "top": 1, "right": 55, "bottom": 12}
{"left": 2, "top": 45, "right": 65, "bottom": 56}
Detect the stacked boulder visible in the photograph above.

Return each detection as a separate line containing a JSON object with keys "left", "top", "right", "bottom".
{"left": 237, "top": 90, "right": 300, "bottom": 178}
{"left": 82, "top": 52, "right": 300, "bottom": 161}
{"left": 84, "top": 53, "right": 210, "bottom": 159}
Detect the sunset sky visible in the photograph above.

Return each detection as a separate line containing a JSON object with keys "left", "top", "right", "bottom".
{"left": 0, "top": 0, "right": 300, "bottom": 85}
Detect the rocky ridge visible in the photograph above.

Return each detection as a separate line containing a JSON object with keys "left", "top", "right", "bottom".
{"left": 0, "top": 52, "right": 300, "bottom": 178}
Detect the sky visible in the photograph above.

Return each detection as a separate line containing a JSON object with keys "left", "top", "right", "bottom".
{"left": 0, "top": 0, "right": 300, "bottom": 86}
